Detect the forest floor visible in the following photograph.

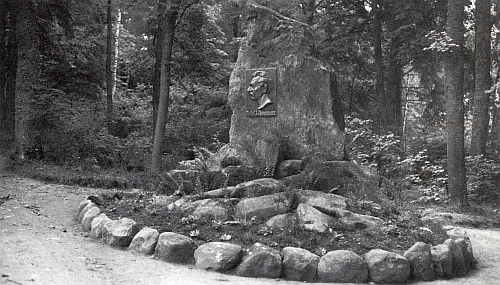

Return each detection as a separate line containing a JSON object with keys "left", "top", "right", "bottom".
{"left": 1, "top": 175, "right": 500, "bottom": 285}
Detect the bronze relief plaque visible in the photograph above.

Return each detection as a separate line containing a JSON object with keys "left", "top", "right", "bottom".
{"left": 245, "top": 68, "right": 277, "bottom": 117}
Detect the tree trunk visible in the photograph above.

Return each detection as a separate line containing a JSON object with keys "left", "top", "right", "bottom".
{"left": 470, "top": 0, "right": 492, "bottom": 156}
{"left": 106, "top": 0, "right": 114, "bottom": 132}
{"left": 151, "top": 1, "right": 180, "bottom": 173}
{"left": 152, "top": 0, "right": 166, "bottom": 131}
{"left": 113, "top": 9, "right": 121, "bottom": 94}
{"left": 372, "top": 0, "right": 385, "bottom": 131}
{"left": 386, "top": 19, "right": 403, "bottom": 136}
{"left": 15, "top": 1, "right": 39, "bottom": 160}
{"left": 444, "top": 0, "right": 467, "bottom": 208}
{"left": 4, "top": 2, "right": 16, "bottom": 150}
{"left": 0, "top": 0, "right": 6, "bottom": 149}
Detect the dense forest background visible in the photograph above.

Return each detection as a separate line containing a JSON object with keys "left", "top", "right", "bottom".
{"left": 1, "top": 0, "right": 499, "bottom": 209}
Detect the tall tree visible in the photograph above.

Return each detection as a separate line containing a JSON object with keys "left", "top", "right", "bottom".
{"left": 444, "top": 0, "right": 467, "bottom": 207}
{"left": 15, "top": 1, "right": 40, "bottom": 160}
{"left": 151, "top": 0, "right": 181, "bottom": 172}
{"left": 0, "top": 0, "right": 6, "bottom": 148}
{"left": 106, "top": 0, "right": 115, "bottom": 131}
{"left": 470, "top": 0, "right": 492, "bottom": 156}
{"left": 152, "top": 0, "right": 166, "bottom": 131}
{"left": 373, "top": 0, "right": 385, "bottom": 130}
{"left": 4, "top": 1, "right": 16, "bottom": 150}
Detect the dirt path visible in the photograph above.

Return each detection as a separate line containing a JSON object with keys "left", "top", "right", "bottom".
{"left": 1, "top": 176, "right": 499, "bottom": 285}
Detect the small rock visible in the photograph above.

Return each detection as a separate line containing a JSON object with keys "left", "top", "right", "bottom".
{"left": 235, "top": 243, "right": 282, "bottom": 278}
{"left": 192, "top": 206, "right": 229, "bottom": 222}
{"left": 90, "top": 213, "right": 111, "bottom": 239}
{"left": 296, "top": 203, "right": 336, "bottom": 233}
{"left": 276, "top": 160, "right": 303, "bottom": 178}
{"left": 364, "top": 249, "right": 410, "bottom": 284}
{"left": 337, "top": 210, "right": 382, "bottom": 229}
{"left": 296, "top": 190, "right": 347, "bottom": 216}
{"left": 155, "top": 232, "right": 197, "bottom": 264}
{"left": 282, "top": 247, "right": 319, "bottom": 282}
{"left": 431, "top": 244, "right": 453, "bottom": 279}
{"left": 235, "top": 192, "right": 294, "bottom": 222}
{"left": 102, "top": 218, "right": 140, "bottom": 248}
{"left": 415, "top": 226, "right": 436, "bottom": 245}
{"left": 78, "top": 202, "right": 97, "bottom": 222}
{"left": 318, "top": 250, "right": 368, "bottom": 283}
{"left": 265, "top": 213, "right": 297, "bottom": 231}
{"left": 194, "top": 242, "right": 242, "bottom": 272}
{"left": 404, "top": 242, "right": 435, "bottom": 281}
{"left": 446, "top": 228, "right": 475, "bottom": 270}
{"left": 443, "top": 239, "right": 467, "bottom": 277}
{"left": 76, "top": 200, "right": 92, "bottom": 220}
{"left": 81, "top": 207, "right": 101, "bottom": 232}
{"left": 129, "top": 227, "right": 160, "bottom": 255}
{"left": 232, "top": 178, "right": 286, "bottom": 198}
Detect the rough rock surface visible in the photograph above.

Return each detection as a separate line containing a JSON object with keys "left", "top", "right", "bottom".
{"left": 129, "top": 227, "right": 160, "bottom": 255}
{"left": 281, "top": 247, "right": 319, "bottom": 282}
{"left": 296, "top": 190, "right": 346, "bottom": 216}
{"left": 224, "top": 165, "right": 261, "bottom": 186}
{"left": 81, "top": 206, "right": 101, "bottom": 232}
{"left": 207, "top": 0, "right": 345, "bottom": 172}
{"left": 235, "top": 192, "right": 293, "bottom": 221}
{"left": 404, "top": 242, "right": 435, "bottom": 281}
{"left": 265, "top": 213, "right": 297, "bottom": 231}
{"left": 155, "top": 232, "right": 197, "bottom": 264}
{"left": 194, "top": 242, "right": 242, "bottom": 272}
{"left": 364, "top": 249, "right": 410, "bottom": 284}
{"left": 443, "top": 238, "right": 467, "bottom": 277}
{"left": 235, "top": 243, "right": 282, "bottom": 278}
{"left": 90, "top": 213, "right": 111, "bottom": 239}
{"left": 276, "top": 160, "right": 303, "bottom": 178}
{"left": 192, "top": 206, "right": 229, "bottom": 222}
{"left": 102, "top": 218, "right": 140, "bottom": 248}
{"left": 78, "top": 202, "right": 97, "bottom": 222}
{"left": 296, "top": 203, "right": 336, "bottom": 233}
{"left": 337, "top": 210, "right": 382, "bottom": 229}
{"left": 446, "top": 228, "right": 475, "bottom": 270}
{"left": 431, "top": 244, "right": 453, "bottom": 279}
{"left": 232, "top": 178, "right": 285, "bottom": 198}
{"left": 318, "top": 250, "right": 368, "bottom": 283}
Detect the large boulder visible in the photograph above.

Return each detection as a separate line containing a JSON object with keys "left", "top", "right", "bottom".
{"left": 129, "top": 227, "right": 160, "bottom": 255}
{"left": 155, "top": 232, "right": 197, "bottom": 264}
{"left": 194, "top": 242, "right": 242, "bottom": 272}
{"left": 282, "top": 247, "right": 319, "bottom": 282}
{"left": 404, "top": 242, "right": 435, "bottom": 281}
{"left": 235, "top": 192, "right": 295, "bottom": 222}
{"left": 207, "top": 0, "right": 345, "bottom": 173}
{"left": 318, "top": 250, "right": 368, "bottom": 283}
{"left": 235, "top": 243, "right": 282, "bottom": 278}
{"left": 364, "top": 249, "right": 410, "bottom": 284}
{"left": 102, "top": 218, "right": 140, "bottom": 248}
{"left": 192, "top": 206, "right": 229, "bottom": 222}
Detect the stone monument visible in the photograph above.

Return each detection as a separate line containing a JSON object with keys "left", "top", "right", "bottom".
{"left": 208, "top": 0, "right": 345, "bottom": 174}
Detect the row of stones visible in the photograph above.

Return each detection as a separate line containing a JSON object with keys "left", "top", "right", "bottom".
{"left": 77, "top": 198, "right": 475, "bottom": 284}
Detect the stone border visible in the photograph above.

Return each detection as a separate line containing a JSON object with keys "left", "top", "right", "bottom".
{"left": 76, "top": 198, "right": 477, "bottom": 284}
